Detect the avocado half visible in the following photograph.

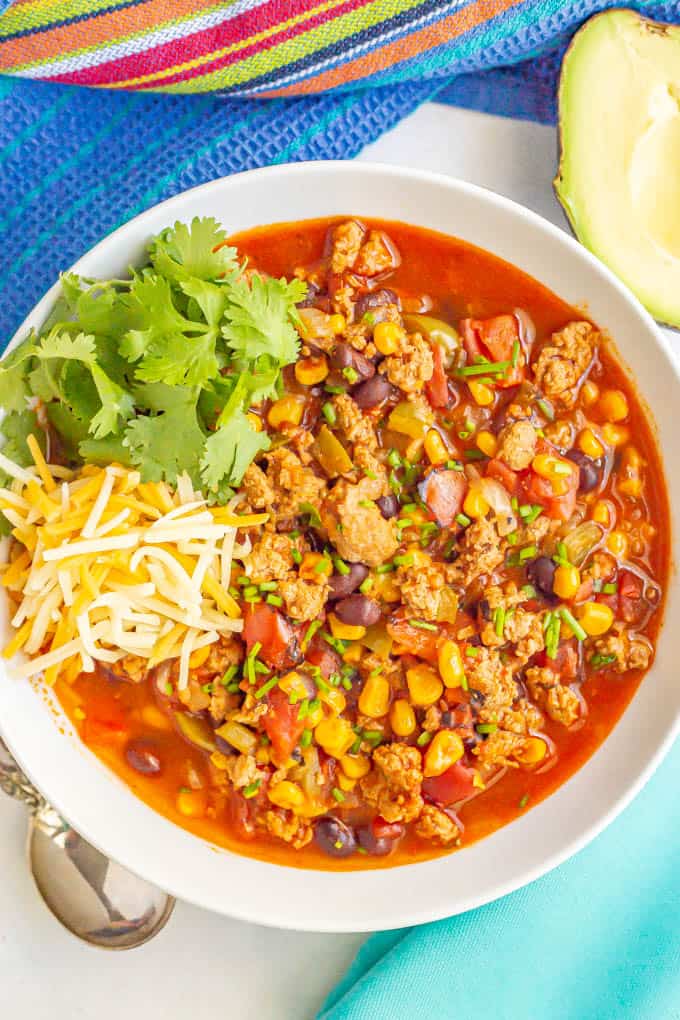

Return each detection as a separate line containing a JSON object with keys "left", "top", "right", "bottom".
{"left": 554, "top": 9, "right": 680, "bottom": 328}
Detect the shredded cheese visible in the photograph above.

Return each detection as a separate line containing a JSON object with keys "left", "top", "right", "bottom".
{"left": 0, "top": 454, "right": 264, "bottom": 686}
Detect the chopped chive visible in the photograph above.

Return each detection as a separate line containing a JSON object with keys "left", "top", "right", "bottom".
{"left": 536, "top": 398, "right": 554, "bottom": 421}
{"left": 322, "top": 402, "right": 337, "bottom": 425}
{"left": 243, "top": 780, "right": 261, "bottom": 799}
{"left": 164, "top": 681, "right": 173, "bottom": 696}
{"left": 558, "top": 606, "right": 587, "bottom": 642}
{"left": 289, "top": 691, "right": 300, "bottom": 706}
{"left": 388, "top": 472, "right": 402, "bottom": 495}
{"left": 524, "top": 505, "right": 543, "bottom": 524}
{"left": 506, "top": 531, "right": 518, "bottom": 546}
{"left": 332, "top": 787, "right": 346, "bottom": 803}
{"left": 341, "top": 676, "right": 353, "bottom": 691}
{"left": 254, "top": 676, "right": 279, "bottom": 699}
{"left": 342, "top": 366, "right": 359, "bottom": 384}
{"left": 519, "top": 544, "right": 537, "bottom": 561}
{"left": 201, "top": 682, "right": 214, "bottom": 694}
{"left": 447, "top": 459, "right": 464, "bottom": 471}
{"left": 494, "top": 606, "right": 506, "bottom": 637}
{"left": 511, "top": 339, "right": 520, "bottom": 368}
{"left": 363, "top": 730, "right": 382, "bottom": 746}
{"left": 300, "top": 729, "right": 313, "bottom": 749}
{"left": 387, "top": 449, "right": 402, "bottom": 469}
{"left": 476, "top": 723, "right": 498, "bottom": 735}
{"left": 297, "top": 699, "right": 309, "bottom": 720}
{"left": 259, "top": 581, "right": 278, "bottom": 592}
{"left": 237, "top": 575, "right": 251, "bottom": 586}
{"left": 359, "top": 577, "right": 374, "bottom": 595}
{"left": 350, "top": 736, "right": 363, "bottom": 755}
{"left": 376, "top": 563, "right": 396, "bottom": 574}
{"left": 543, "top": 610, "right": 554, "bottom": 633}
{"left": 511, "top": 496, "right": 519, "bottom": 511}
{"left": 456, "top": 512, "right": 471, "bottom": 528}
{"left": 298, "top": 501, "right": 322, "bottom": 527}
{"left": 545, "top": 616, "right": 560, "bottom": 659}
{"left": 409, "top": 619, "right": 438, "bottom": 631}
{"left": 522, "top": 584, "right": 537, "bottom": 598}
{"left": 363, "top": 312, "right": 376, "bottom": 326}
{"left": 291, "top": 547, "right": 302, "bottom": 565}
{"left": 416, "top": 731, "right": 433, "bottom": 747}
{"left": 226, "top": 681, "right": 241, "bottom": 694}
{"left": 242, "top": 585, "right": 258, "bottom": 598}
{"left": 324, "top": 384, "right": 346, "bottom": 395}
{"left": 266, "top": 593, "right": 283, "bottom": 607}
{"left": 465, "top": 645, "right": 479, "bottom": 658}
{"left": 518, "top": 793, "right": 530, "bottom": 810}
{"left": 457, "top": 359, "right": 510, "bottom": 377}
{"left": 591, "top": 653, "right": 616, "bottom": 668}
{"left": 465, "top": 449, "right": 487, "bottom": 461}
{"left": 322, "top": 632, "right": 347, "bottom": 655}
{"left": 314, "top": 556, "right": 332, "bottom": 574}
{"left": 334, "top": 557, "right": 350, "bottom": 576}
{"left": 460, "top": 673, "right": 469, "bottom": 691}
{"left": 394, "top": 553, "right": 414, "bottom": 567}
{"left": 221, "top": 664, "right": 238, "bottom": 687}
{"left": 603, "top": 582, "right": 618, "bottom": 594}
{"left": 358, "top": 499, "right": 375, "bottom": 509}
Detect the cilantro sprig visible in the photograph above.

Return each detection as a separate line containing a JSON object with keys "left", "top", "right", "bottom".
{"left": 0, "top": 217, "right": 305, "bottom": 499}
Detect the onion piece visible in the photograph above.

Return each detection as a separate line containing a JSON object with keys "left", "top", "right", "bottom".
{"left": 562, "top": 521, "right": 603, "bottom": 566}
{"left": 477, "top": 478, "right": 517, "bottom": 536}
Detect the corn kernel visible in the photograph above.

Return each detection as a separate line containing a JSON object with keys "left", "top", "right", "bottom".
{"left": 358, "top": 674, "right": 391, "bottom": 718}
{"left": 577, "top": 428, "right": 604, "bottom": 460}
{"left": 320, "top": 687, "right": 346, "bottom": 715}
{"left": 424, "top": 428, "right": 449, "bottom": 466}
{"left": 621, "top": 445, "right": 643, "bottom": 471}
{"left": 299, "top": 552, "right": 332, "bottom": 581}
{"left": 268, "top": 780, "right": 305, "bottom": 811}
{"left": 371, "top": 572, "right": 401, "bottom": 602}
{"left": 343, "top": 642, "right": 364, "bottom": 663}
{"left": 592, "top": 500, "right": 612, "bottom": 526}
{"left": 606, "top": 530, "right": 628, "bottom": 558}
{"left": 618, "top": 477, "right": 643, "bottom": 498}
{"left": 278, "top": 671, "right": 308, "bottom": 699}
{"left": 463, "top": 484, "right": 490, "bottom": 520}
{"left": 314, "top": 717, "right": 355, "bottom": 758}
{"left": 581, "top": 380, "right": 599, "bottom": 406}
{"left": 390, "top": 699, "right": 416, "bottom": 736}
{"left": 406, "top": 664, "right": 443, "bottom": 707}
{"left": 374, "top": 321, "right": 405, "bottom": 355}
{"left": 602, "top": 423, "right": 630, "bottom": 447}
{"left": 295, "top": 355, "right": 329, "bottom": 386}
{"left": 423, "top": 730, "right": 464, "bottom": 777}
{"left": 328, "top": 314, "right": 346, "bottom": 334}
{"left": 176, "top": 788, "right": 208, "bottom": 818}
{"left": 189, "top": 644, "right": 211, "bottom": 669}
{"left": 255, "top": 747, "right": 270, "bottom": 765}
{"left": 74, "top": 707, "right": 86, "bottom": 721}
{"left": 210, "top": 751, "right": 231, "bottom": 770}
{"left": 246, "top": 411, "right": 263, "bottom": 432}
{"left": 476, "top": 430, "right": 498, "bottom": 458}
{"left": 553, "top": 564, "right": 581, "bottom": 600}
{"left": 340, "top": 754, "right": 371, "bottom": 779}
{"left": 515, "top": 736, "right": 547, "bottom": 765}
{"left": 140, "top": 704, "right": 173, "bottom": 731}
{"left": 329, "top": 613, "right": 366, "bottom": 642}
{"left": 578, "top": 601, "right": 614, "bottom": 636}
{"left": 304, "top": 702, "right": 324, "bottom": 729}
{"left": 337, "top": 772, "right": 357, "bottom": 793}
{"left": 468, "top": 380, "right": 494, "bottom": 406}
{"left": 598, "top": 389, "right": 629, "bottom": 423}
{"left": 268, "top": 396, "right": 304, "bottom": 429}
{"left": 438, "top": 640, "right": 465, "bottom": 689}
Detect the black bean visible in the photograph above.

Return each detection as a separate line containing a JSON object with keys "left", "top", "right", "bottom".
{"left": 314, "top": 817, "right": 357, "bottom": 858}
{"left": 328, "top": 562, "right": 369, "bottom": 600}
{"left": 351, "top": 349, "right": 376, "bottom": 380}
{"left": 354, "top": 288, "right": 400, "bottom": 319}
{"left": 357, "top": 826, "right": 395, "bottom": 857}
{"left": 330, "top": 343, "right": 375, "bottom": 381}
{"left": 334, "top": 594, "right": 381, "bottom": 627}
{"left": 376, "top": 494, "right": 399, "bottom": 519}
{"left": 125, "top": 740, "right": 162, "bottom": 776}
{"left": 330, "top": 342, "right": 353, "bottom": 370}
{"left": 566, "top": 449, "right": 602, "bottom": 493}
{"left": 526, "top": 555, "right": 557, "bottom": 598}
{"left": 352, "top": 374, "right": 391, "bottom": 409}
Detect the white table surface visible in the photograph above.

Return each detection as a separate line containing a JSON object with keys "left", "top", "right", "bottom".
{"left": 0, "top": 103, "right": 673, "bottom": 1020}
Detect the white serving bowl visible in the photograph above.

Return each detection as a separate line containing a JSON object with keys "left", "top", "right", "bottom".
{"left": 0, "top": 162, "right": 678, "bottom": 933}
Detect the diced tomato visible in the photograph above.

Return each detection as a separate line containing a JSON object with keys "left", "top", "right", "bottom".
{"left": 83, "top": 712, "right": 127, "bottom": 746}
{"left": 263, "top": 686, "right": 306, "bottom": 765}
{"left": 387, "top": 612, "right": 441, "bottom": 663}
{"left": 418, "top": 468, "right": 467, "bottom": 527}
{"left": 229, "top": 791, "right": 258, "bottom": 841}
{"left": 372, "top": 817, "right": 404, "bottom": 841}
{"left": 534, "top": 639, "right": 578, "bottom": 680}
{"left": 306, "top": 637, "right": 342, "bottom": 679}
{"left": 574, "top": 578, "right": 594, "bottom": 603}
{"left": 522, "top": 460, "right": 579, "bottom": 521}
{"left": 618, "top": 570, "right": 644, "bottom": 623}
{"left": 460, "top": 315, "right": 524, "bottom": 388}
{"left": 422, "top": 762, "right": 477, "bottom": 806}
{"left": 425, "top": 343, "right": 450, "bottom": 408}
{"left": 485, "top": 457, "right": 520, "bottom": 495}
{"left": 243, "top": 603, "right": 299, "bottom": 671}
{"left": 595, "top": 592, "right": 619, "bottom": 613}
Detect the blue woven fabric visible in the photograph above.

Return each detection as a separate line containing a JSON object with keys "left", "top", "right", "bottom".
{"left": 1, "top": 0, "right": 679, "bottom": 350}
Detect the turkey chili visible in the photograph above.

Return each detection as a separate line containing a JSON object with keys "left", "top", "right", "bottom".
{"left": 56, "top": 218, "right": 669, "bottom": 868}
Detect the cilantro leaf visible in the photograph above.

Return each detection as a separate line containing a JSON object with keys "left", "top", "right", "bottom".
{"left": 60, "top": 273, "right": 135, "bottom": 338}
{"left": 180, "top": 279, "right": 228, "bottom": 326}
{"left": 0, "top": 333, "right": 39, "bottom": 412}
{"left": 222, "top": 275, "right": 306, "bottom": 368}
{"left": 79, "top": 434, "right": 134, "bottom": 468}
{"left": 0, "top": 409, "right": 43, "bottom": 467}
{"left": 47, "top": 404, "right": 90, "bottom": 459}
{"left": 123, "top": 387, "right": 206, "bottom": 485}
{"left": 134, "top": 331, "right": 219, "bottom": 389}
{"left": 200, "top": 406, "right": 270, "bottom": 494}
{"left": 148, "top": 218, "right": 240, "bottom": 283}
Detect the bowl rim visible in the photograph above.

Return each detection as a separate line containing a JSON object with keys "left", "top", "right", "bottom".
{"left": 1, "top": 160, "right": 678, "bottom": 933}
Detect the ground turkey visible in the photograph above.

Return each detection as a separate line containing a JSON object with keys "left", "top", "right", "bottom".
{"left": 278, "top": 575, "right": 329, "bottom": 622}
{"left": 264, "top": 809, "right": 313, "bottom": 849}
{"left": 397, "top": 560, "right": 451, "bottom": 622}
{"left": 525, "top": 666, "right": 581, "bottom": 727}
{"left": 265, "top": 448, "right": 327, "bottom": 521}
{"left": 446, "top": 517, "right": 505, "bottom": 588}
{"left": 245, "top": 531, "right": 302, "bottom": 583}
{"left": 382, "top": 331, "right": 433, "bottom": 394}
{"left": 332, "top": 393, "right": 378, "bottom": 450}
{"left": 415, "top": 805, "right": 460, "bottom": 845}
{"left": 330, "top": 220, "right": 365, "bottom": 274}
{"left": 592, "top": 632, "right": 652, "bottom": 672}
{"left": 354, "top": 229, "right": 400, "bottom": 276}
{"left": 360, "top": 743, "right": 424, "bottom": 823}
{"left": 497, "top": 420, "right": 537, "bottom": 470}
{"left": 532, "top": 320, "right": 597, "bottom": 409}
{"left": 321, "top": 477, "right": 398, "bottom": 568}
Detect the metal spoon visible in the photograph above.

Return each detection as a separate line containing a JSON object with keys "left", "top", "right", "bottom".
{"left": 0, "top": 740, "right": 175, "bottom": 949}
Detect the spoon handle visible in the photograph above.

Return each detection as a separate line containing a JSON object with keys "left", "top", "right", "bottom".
{"left": 0, "top": 738, "right": 46, "bottom": 814}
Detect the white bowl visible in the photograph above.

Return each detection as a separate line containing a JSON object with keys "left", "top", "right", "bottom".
{"left": 1, "top": 162, "right": 678, "bottom": 933}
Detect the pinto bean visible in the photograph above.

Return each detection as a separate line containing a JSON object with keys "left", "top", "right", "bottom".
{"left": 125, "top": 739, "right": 162, "bottom": 776}
{"left": 334, "top": 594, "right": 381, "bottom": 627}
{"left": 315, "top": 817, "right": 356, "bottom": 858}
{"left": 376, "top": 494, "right": 399, "bottom": 519}
{"left": 330, "top": 342, "right": 375, "bottom": 380}
{"left": 352, "top": 374, "right": 391, "bottom": 409}
{"left": 328, "top": 563, "right": 369, "bottom": 600}
{"left": 354, "top": 288, "right": 400, "bottom": 320}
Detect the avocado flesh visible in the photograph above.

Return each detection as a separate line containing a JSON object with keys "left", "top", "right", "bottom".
{"left": 555, "top": 10, "right": 680, "bottom": 327}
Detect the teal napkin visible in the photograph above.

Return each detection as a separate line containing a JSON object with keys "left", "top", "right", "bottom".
{"left": 320, "top": 740, "right": 680, "bottom": 1020}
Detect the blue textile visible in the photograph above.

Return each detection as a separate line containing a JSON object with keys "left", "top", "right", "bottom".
{"left": 1, "top": 0, "right": 679, "bottom": 349}
{"left": 320, "top": 740, "right": 680, "bottom": 1019}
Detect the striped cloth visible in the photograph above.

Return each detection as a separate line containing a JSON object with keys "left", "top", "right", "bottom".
{"left": 0, "top": 0, "right": 677, "bottom": 344}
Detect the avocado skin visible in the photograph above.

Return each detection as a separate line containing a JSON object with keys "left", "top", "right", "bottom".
{"left": 554, "top": 9, "right": 680, "bottom": 329}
